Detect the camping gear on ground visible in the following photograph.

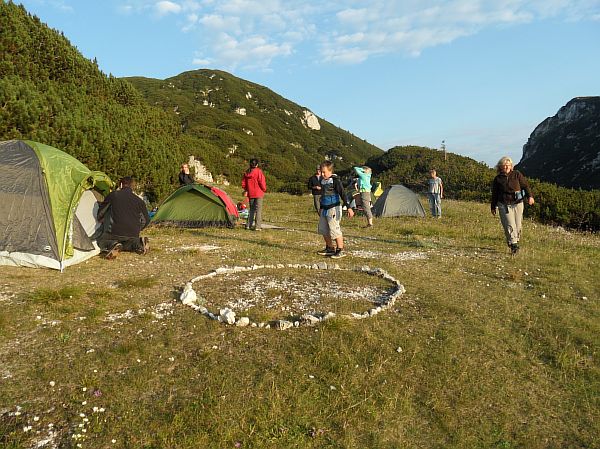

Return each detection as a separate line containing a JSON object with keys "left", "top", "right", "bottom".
{"left": 371, "top": 184, "right": 426, "bottom": 218}
{"left": 0, "top": 140, "right": 113, "bottom": 270}
{"left": 151, "top": 184, "right": 238, "bottom": 228}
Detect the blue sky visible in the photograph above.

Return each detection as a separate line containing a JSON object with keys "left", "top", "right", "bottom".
{"left": 15, "top": 0, "right": 600, "bottom": 166}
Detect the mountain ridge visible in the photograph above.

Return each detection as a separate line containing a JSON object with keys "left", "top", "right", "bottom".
{"left": 517, "top": 96, "right": 600, "bottom": 190}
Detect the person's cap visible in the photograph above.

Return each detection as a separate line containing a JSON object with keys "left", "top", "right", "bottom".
{"left": 316, "top": 165, "right": 321, "bottom": 170}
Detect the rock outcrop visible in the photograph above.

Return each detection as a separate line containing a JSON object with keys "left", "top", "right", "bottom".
{"left": 517, "top": 97, "right": 600, "bottom": 189}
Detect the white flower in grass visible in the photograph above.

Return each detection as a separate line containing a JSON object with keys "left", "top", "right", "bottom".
{"left": 82, "top": 387, "right": 87, "bottom": 392}
{"left": 99, "top": 408, "right": 105, "bottom": 412}
{"left": 33, "top": 416, "right": 39, "bottom": 421}
{"left": 79, "top": 413, "right": 85, "bottom": 418}
{"left": 112, "top": 439, "right": 117, "bottom": 444}
{"left": 93, "top": 407, "right": 99, "bottom": 412}
{"left": 82, "top": 401, "right": 87, "bottom": 405}
{"left": 49, "top": 381, "right": 56, "bottom": 387}
{"left": 23, "top": 425, "right": 32, "bottom": 432}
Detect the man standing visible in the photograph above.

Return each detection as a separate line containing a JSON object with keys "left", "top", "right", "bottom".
{"left": 307, "top": 165, "right": 322, "bottom": 213}
{"left": 427, "top": 169, "right": 444, "bottom": 218}
{"left": 97, "top": 177, "right": 150, "bottom": 259}
{"left": 179, "top": 163, "right": 194, "bottom": 186}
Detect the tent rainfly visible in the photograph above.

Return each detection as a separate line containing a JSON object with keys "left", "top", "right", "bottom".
{"left": 0, "top": 140, "right": 113, "bottom": 270}
{"left": 151, "top": 184, "right": 238, "bottom": 228}
{"left": 371, "top": 184, "right": 426, "bottom": 218}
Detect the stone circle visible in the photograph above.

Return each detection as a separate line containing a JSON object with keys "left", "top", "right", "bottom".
{"left": 179, "top": 263, "right": 405, "bottom": 330}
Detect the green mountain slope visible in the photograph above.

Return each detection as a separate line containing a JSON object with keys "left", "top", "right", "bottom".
{"left": 0, "top": 1, "right": 186, "bottom": 200}
{"left": 125, "top": 70, "right": 382, "bottom": 192}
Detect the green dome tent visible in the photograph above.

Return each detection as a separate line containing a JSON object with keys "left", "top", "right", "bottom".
{"left": 0, "top": 140, "right": 113, "bottom": 270}
{"left": 371, "top": 184, "right": 426, "bottom": 218}
{"left": 152, "top": 184, "right": 237, "bottom": 228}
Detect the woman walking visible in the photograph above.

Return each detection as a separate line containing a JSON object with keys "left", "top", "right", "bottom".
{"left": 242, "top": 158, "right": 267, "bottom": 230}
{"left": 491, "top": 156, "right": 534, "bottom": 255}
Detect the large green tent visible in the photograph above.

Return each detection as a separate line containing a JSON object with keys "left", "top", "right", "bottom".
{"left": 152, "top": 184, "right": 237, "bottom": 228}
{"left": 0, "top": 140, "right": 113, "bottom": 270}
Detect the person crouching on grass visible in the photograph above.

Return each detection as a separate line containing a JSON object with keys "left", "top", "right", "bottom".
{"left": 317, "top": 161, "right": 354, "bottom": 259}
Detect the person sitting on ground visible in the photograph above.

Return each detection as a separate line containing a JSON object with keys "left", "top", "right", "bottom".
{"left": 317, "top": 161, "right": 354, "bottom": 259}
{"left": 97, "top": 177, "right": 150, "bottom": 259}
{"left": 307, "top": 165, "right": 322, "bottom": 213}
{"left": 353, "top": 166, "right": 374, "bottom": 227}
{"left": 178, "top": 163, "right": 194, "bottom": 186}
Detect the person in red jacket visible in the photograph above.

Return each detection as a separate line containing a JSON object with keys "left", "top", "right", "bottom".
{"left": 241, "top": 158, "right": 267, "bottom": 230}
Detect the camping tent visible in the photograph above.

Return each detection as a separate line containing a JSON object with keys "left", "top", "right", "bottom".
{"left": 371, "top": 184, "right": 426, "bottom": 218}
{"left": 0, "top": 140, "right": 113, "bottom": 270}
{"left": 151, "top": 184, "right": 238, "bottom": 228}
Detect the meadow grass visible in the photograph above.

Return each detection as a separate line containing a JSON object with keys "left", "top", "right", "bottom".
{"left": 0, "top": 192, "right": 598, "bottom": 448}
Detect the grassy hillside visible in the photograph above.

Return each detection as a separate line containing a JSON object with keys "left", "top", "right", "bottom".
{"left": 126, "top": 71, "right": 382, "bottom": 193}
{"left": 0, "top": 1, "right": 186, "bottom": 200}
{"left": 367, "top": 146, "right": 600, "bottom": 230}
{"left": 1, "top": 192, "right": 598, "bottom": 448}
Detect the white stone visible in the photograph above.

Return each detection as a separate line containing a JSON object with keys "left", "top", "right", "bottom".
{"left": 180, "top": 283, "right": 197, "bottom": 305}
{"left": 219, "top": 308, "right": 236, "bottom": 325}
{"left": 301, "top": 110, "right": 321, "bottom": 130}
{"left": 187, "top": 156, "right": 214, "bottom": 183}
{"left": 396, "top": 347, "right": 403, "bottom": 353}
{"left": 276, "top": 320, "right": 294, "bottom": 330}
{"left": 235, "top": 317, "right": 250, "bottom": 327}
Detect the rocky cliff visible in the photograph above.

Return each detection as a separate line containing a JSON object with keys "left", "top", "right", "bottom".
{"left": 517, "top": 97, "right": 600, "bottom": 190}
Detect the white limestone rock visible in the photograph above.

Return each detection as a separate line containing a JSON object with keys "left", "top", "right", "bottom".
{"left": 180, "top": 283, "right": 197, "bottom": 305}
{"left": 219, "top": 308, "right": 236, "bottom": 325}
{"left": 301, "top": 110, "right": 321, "bottom": 130}
{"left": 235, "top": 317, "right": 250, "bottom": 327}
{"left": 276, "top": 320, "right": 294, "bottom": 330}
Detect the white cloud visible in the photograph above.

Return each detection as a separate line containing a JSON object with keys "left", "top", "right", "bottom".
{"left": 192, "top": 57, "right": 212, "bottom": 66}
{"left": 155, "top": 1, "right": 182, "bottom": 16}
{"left": 125, "top": 0, "right": 600, "bottom": 69}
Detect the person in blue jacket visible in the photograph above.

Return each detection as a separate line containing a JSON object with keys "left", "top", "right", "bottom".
{"left": 353, "top": 166, "right": 373, "bottom": 227}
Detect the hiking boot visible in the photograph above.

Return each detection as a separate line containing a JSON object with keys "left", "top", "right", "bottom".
{"left": 104, "top": 242, "right": 122, "bottom": 260}
{"left": 330, "top": 248, "right": 347, "bottom": 259}
{"left": 317, "top": 247, "right": 336, "bottom": 256}
{"left": 138, "top": 237, "right": 150, "bottom": 255}
{"left": 510, "top": 243, "right": 519, "bottom": 256}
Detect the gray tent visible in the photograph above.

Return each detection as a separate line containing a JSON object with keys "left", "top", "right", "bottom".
{"left": 371, "top": 184, "right": 425, "bottom": 218}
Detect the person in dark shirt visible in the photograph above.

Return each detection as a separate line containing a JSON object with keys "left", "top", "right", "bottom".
{"left": 307, "top": 166, "right": 322, "bottom": 213}
{"left": 97, "top": 177, "right": 150, "bottom": 259}
{"left": 491, "top": 156, "right": 535, "bottom": 255}
{"left": 179, "top": 163, "right": 195, "bottom": 186}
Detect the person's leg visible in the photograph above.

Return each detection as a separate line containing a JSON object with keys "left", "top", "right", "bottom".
{"left": 428, "top": 194, "right": 435, "bottom": 216}
{"left": 313, "top": 195, "right": 321, "bottom": 213}
{"left": 254, "top": 197, "right": 263, "bottom": 229}
{"left": 317, "top": 209, "right": 336, "bottom": 255}
{"left": 97, "top": 233, "right": 118, "bottom": 252}
{"left": 360, "top": 191, "right": 373, "bottom": 225}
{"left": 514, "top": 202, "right": 524, "bottom": 242}
{"left": 120, "top": 236, "right": 144, "bottom": 253}
{"left": 434, "top": 194, "right": 442, "bottom": 217}
{"left": 327, "top": 208, "right": 346, "bottom": 258}
{"left": 247, "top": 198, "right": 256, "bottom": 229}
{"left": 498, "top": 203, "right": 518, "bottom": 247}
